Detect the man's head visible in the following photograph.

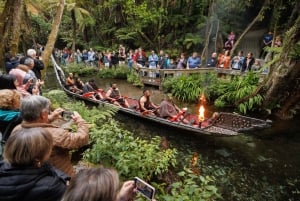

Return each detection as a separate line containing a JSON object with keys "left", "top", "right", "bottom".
{"left": 212, "top": 52, "right": 217, "bottom": 58}
{"left": 143, "top": 89, "right": 150, "bottom": 97}
{"left": 20, "top": 95, "right": 50, "bottom": 123}
{"left": 24, "top": 57, "right": 35, "bottom": 69}
{"left": 27, "top": 49, "right": 37, "bottom": 58}
{"left": 111, "top": 83, "right": 117, "bottom": 89}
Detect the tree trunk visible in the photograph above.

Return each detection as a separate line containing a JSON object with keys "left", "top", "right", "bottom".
{"left": 23, "top": 3, "right": 37, "bottom": 54}
{"left": 42, "top": 0, "right": 65, "bottom": 77}
{"left": 261, "top": 16, "right": 300, "bottom": 119}
{"left": 230, "top": 0, "right": 269, "bottom": 56}
{"left": 201, "top": 0, "right": 215, "bottom": 61}
{"left": 0, "top": 0, "right": 15, "bottom": 71}
{"left": 71, "top": 9, "right": 76, "bottom": 54}
{"left": 8, "top": 0, "right": 23, "bottom": 57}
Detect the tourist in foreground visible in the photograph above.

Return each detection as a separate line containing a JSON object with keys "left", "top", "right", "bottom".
{"left": 62, "top": 167, "right": 138, "bottom": 201}
{"left": 13, "top": 95, "right": 89, "bottom": 176}
{"left": 0, "top": 127, "right": 69, "bottom": 201}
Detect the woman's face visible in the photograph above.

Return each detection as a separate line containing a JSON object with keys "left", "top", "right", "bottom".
{"left": 13, "top": 79, "right": 19, "bottom": 87}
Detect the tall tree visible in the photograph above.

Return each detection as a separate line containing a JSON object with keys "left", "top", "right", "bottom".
{"left": 66, "top": 0, "right": 94, "bottom": 53}
{"left": 230, "top": 0, "right": 269, "bottom": 56}
{"left": 0, "top": 0, "right": 22, "bottom": 70}
{"left": 42, "top": 0, "right": 65, "bottom": 73}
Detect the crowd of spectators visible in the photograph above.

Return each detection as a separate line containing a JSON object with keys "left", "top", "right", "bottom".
{"left": 1, "top": 46, "right": 142, "bottom": 200}
{"left": 53, "top": 30, "right": 281, "bottom": 74}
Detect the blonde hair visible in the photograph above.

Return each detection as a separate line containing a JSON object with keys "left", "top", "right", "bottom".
{"left": 63, "top": 168, "right": 120, "bottom": 201}
{"left": 0, "top": 89, "right": 21, "bottom": 110}
{"left": 4, "top": 127, "right": 53, "bottom": 166}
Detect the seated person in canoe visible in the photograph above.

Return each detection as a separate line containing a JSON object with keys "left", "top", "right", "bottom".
{"left": 105, "top": 83, "right": 129, "bottom": 108}
{"left": 66, "top": 73, "right": 82, "bottom": 94}
{"left": 159, "top": 94, "right": 190, "bottom": 124}
{"left": 82, "top": 79, "right": 104, "bottom": 100}
{"left": 74, "top": 76, "right": 84, "bottom": 90}
{"left": 139, "top": 89, "right": 159, "bottom": 116}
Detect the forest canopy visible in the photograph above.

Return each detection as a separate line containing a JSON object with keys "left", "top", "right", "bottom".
{"left": 0, "top": 0, "right": 299, "bottom": 119}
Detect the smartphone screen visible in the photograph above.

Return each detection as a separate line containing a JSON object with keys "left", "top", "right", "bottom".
{"left": 134, "top": 177, "right": 155, "bottom": 200}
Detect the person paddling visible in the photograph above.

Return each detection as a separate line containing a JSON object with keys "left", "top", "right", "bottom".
{"left": 105, "top": 83, "right": 129, "bottom": 108}
{"left": 139, "top": 89, "right": 159, "bottom": 116}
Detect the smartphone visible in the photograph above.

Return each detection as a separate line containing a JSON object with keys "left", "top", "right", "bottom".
{"left": 134, "top": 177, "right": 155, "bottom": 200}
{"left": 62, "top": 111, "right": 74, "bottom": 120}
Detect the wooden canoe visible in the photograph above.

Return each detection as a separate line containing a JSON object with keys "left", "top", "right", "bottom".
{"left": 51, "top": 56, "right": 271, "bottom": 136}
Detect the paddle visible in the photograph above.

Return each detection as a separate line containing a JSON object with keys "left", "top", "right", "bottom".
{"left": 169, "top": 107, "right": 187, "bottom": 122}
{"left": 141, "top": 107, "right": 159, "bottom": 116}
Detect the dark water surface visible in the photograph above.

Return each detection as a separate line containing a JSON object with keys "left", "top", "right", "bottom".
{"left": 45, "top": 69, "right": 300, "bottom": 200}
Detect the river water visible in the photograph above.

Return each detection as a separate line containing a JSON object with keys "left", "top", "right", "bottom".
{"left": 45, "top": 69, "right": 300, "bottom": 200}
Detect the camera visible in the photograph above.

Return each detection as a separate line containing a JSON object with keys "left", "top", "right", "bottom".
{"left": 61, "top": 111, "right": 74, "bottom": 120}
{"left": 134, "top": 177, "right": 155, "bottom": 200}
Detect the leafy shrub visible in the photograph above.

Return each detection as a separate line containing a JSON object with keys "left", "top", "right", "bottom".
{"left": 44, "top": 90, "right": 116, "bottom": 125}
{"left": 97, "top": 67, "right": 130, "bottom": 79}
{"left": 162, "top": 73, "right": 221, "bottom": 102}
{"left": 127, "top": 70, "right": 144, "bottom": 87}
{"left": 83, "top": 119, "right": 177, "bottom": 180}
{"left": 63, "top": 63, "right": 98, "bottom": 76}
{"left": 44, "top": 89, "right": 223, "bottom": 200}
{"left": 214, "top": 72, "right": 263, "bottom": 114}
{"left": 160, "top": 168, "right": 221, "bottom": 201}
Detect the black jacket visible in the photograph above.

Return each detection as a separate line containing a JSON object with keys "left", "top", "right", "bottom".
{"left": 0, "top": 161, "right": 69, "bottom": 201}
{"left": 20, "top": 56, "right": 44, "bottom": 79}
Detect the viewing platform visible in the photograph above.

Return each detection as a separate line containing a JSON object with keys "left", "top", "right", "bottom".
{"left": 135, "top": 66, "right": 268, "bottom": 90}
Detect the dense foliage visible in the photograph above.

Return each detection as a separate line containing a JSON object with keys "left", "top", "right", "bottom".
{"left": 96, "top": 66, "right": 130, "bottom": 79}
{"left": 44, "top": 90, "right": 300, "bottom": 200}
{"left": 3, "top": 0, "right": 296, "bottom": 55}
{"left": 127, "top": 70, "right": 144, "bottom": 87}
{"left": 214, "top": 72, "right": 263, "bottom": 114}
{"left": 163, "top": 73, "right": 221, "bottom": 103}
{"left": 44, "top": 90, "right": 221, "bottom": 200}
{"left": 162, "top": 72, "right": 263, "bottom": 114}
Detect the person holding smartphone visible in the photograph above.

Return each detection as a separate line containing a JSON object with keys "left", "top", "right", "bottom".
{"left": 62, "top": 168, "right": 135, "bottom": 201}
{"left": 62, "top": 168, "right": 156, "bottom": 201}
{"left": 13, "top": 95, "right": 89, "bottom": 177}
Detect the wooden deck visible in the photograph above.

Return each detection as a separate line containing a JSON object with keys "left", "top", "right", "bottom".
{"left": 135, "top": 66, "right": 267, "bottom": 89}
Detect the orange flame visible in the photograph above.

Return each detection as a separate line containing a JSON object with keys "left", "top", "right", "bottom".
{"left": 198, "top": 105, "right": 205, "bottom": 122}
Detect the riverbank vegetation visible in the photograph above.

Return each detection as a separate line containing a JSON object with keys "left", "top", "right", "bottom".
{"left": 162, "top": 72, "right": 263, "bottom": 114}
{"left": 45, "top": 90, "right": 221, "bottom": 200}
{"left": 44, "top": 90, "right": 299, "bottom": 201}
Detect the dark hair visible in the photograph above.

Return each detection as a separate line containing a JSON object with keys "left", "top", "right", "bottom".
{"left": 0, "top": 74, "right": 17, "bottom": 90}
{"left": 143, "top": 89, "right": 149, "bottom": 94}
{"left": 89, "top": 79, "right": 95, "bottom": 83}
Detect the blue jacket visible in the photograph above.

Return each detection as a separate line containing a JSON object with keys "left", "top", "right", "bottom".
{"left": 187, "top": 57, "right": 201, "bottom": 68}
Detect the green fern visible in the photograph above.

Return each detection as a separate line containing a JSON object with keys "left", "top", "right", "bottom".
{"left": 214, "top": 72, "right": 263, "bottom": 114}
